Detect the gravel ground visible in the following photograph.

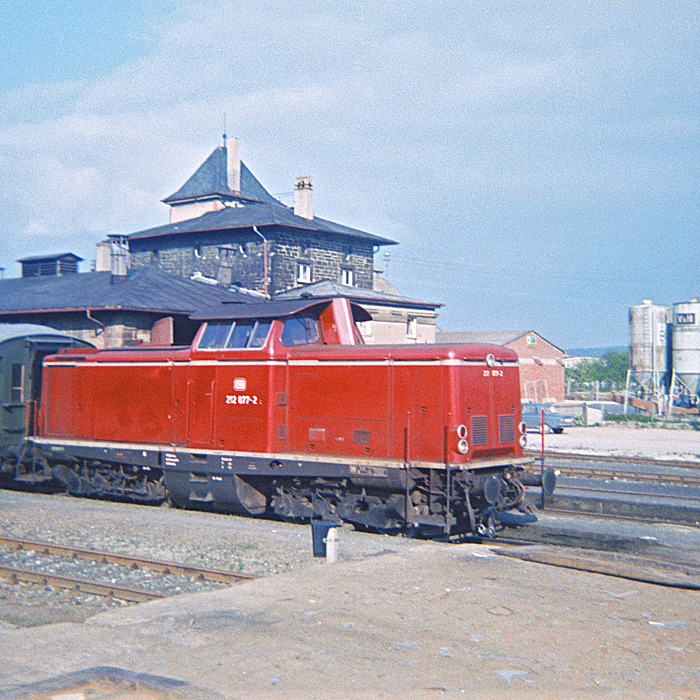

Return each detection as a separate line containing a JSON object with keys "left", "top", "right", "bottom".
{"left": 2, "top": 424, "right": 698, "bottom": 629}
{"left": 0, "top": 489, "right": 424, "bottom": 627}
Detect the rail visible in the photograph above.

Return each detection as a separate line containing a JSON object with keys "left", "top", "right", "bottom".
{"left": 0, "top": 535, "right": 257, "bottom": 603}
{"left": 0, "top": 535, "right": 255, "bottom": 584}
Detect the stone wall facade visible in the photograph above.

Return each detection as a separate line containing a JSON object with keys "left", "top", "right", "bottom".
{"left": 0, "top": 311, "right": 200, "bottom": 349}
{"left": 129, "top": 227, "right": 375, "bottom": 295}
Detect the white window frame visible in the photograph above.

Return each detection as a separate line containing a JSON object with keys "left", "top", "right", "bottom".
{"left": 297, "top": 262, "right": 312, "bottom": 284}
{"left": 341, "top": 268, "right": 354, "bottom": 286}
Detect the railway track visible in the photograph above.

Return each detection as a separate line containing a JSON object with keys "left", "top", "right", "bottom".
{"left": 0, "top": 535, "right": 256, "bottom": 603}
{"left": 527, "top": 451, "right": 700, "bottom": 527}
{"left": 538, "top": 451, "right": 700, "bottom": 486}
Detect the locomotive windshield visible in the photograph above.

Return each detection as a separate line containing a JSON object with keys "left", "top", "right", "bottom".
{"left": 197, "top": 319, "right": 272, "bottom": 350}
{"left": 281, "top": 316, "right": 321, "bottom": 346}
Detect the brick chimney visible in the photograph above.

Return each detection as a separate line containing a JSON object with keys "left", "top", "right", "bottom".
{"left": 294, "top": 176, "right": 313, "bottom": 220}
{"left": 227, "top": 137, "right": 241, "bottom": 195}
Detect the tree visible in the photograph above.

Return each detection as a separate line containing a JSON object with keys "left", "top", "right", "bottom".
{"left": 566, "top": 350, "right": 629, "bottom": 393}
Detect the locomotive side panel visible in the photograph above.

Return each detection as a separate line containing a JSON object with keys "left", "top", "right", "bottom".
{"left": 187, "top": 364, "right": 216, "bottom": 447}
{"left": 389, "top": 362, "right": 446, "bottom": 464}
{"left": 212, "top": 363, "right": 269, "bottom": 453}
{"left": 286, "top": 361, "right": 390, "bottom": 458}
{"left": 87, "top": 364, "right": 173, "bottom": 444}
{"left": 42, "top": 364, "right": 78, "bottom": 437}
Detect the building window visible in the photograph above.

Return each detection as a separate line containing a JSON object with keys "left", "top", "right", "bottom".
{"left": 297, "top": 262, "right": 312, "bottom": 284}
{"left": 407, "top": 317, "right": 418, "bottom": 339}
{"left": 341, "top": 268, "right": 354, "bottom": 286}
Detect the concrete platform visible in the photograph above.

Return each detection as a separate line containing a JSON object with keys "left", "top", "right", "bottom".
{"left": 1, "top": 540, "right": 698, "bottom": 699}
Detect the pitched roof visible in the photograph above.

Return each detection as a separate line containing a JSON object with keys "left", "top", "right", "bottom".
{"left": 17, "top": 252, "right": 83, "bottom": 264}
{"left": 163, "top": 146, "right": 280, "bottom": 205}
{"left": 128, "top": 201, "right": 396, "bottom": 246}
{"left": 436, "top": 330, "right": 564, "bottom": 352}
{"left": 129, "top": 144, "right": 396, "bottom": 246}
{"left": 275, "top": 280, "right": 441, "bottom": 309}
{"left": 0, "top": 268, "right": 252, "bottom": 316}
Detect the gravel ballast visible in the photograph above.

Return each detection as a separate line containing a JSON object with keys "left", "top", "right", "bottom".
{"left": 0, "top": 489, "right": 423, "bottom": 626}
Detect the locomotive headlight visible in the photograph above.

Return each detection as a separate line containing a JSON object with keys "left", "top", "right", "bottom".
{"left": 519, "top": 422, "right": 527, "bottom": 435}
{"left": 456, "top": 424, "right": 468, "bottom": 440}
{"left": 486, "top": 353, "right": 496, "bottom": 367}
{"left": 458, "top": 439, "right": 469, "bottom": 454}
{"left": 519, "top": 435, "right": 527, "bottom": 448}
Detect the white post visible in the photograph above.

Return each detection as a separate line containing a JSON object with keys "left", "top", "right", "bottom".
{"left": 325, "top": 527, "right": 338, "bottom": 564}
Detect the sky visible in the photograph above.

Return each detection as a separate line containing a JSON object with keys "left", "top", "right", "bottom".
{"left": 1, "top": 1, "right": 698, "bottom": 349}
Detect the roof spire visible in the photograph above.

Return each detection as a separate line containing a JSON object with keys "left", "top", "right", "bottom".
{"left": 223, "top": 112, "right": 227, "bottom": 148}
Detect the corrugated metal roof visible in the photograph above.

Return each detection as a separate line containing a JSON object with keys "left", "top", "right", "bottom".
{"left": 0, "top": 268, "right": 252, "bottom": 315}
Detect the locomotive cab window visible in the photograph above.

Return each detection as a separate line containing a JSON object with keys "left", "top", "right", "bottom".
{"left": 281, "top": 316, "right": 321, "bottom": 346}
{"left": 197, "top": 319, "right": 273, "bottom": 350}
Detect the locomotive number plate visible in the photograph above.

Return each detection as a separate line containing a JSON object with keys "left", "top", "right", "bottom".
{"left": 225, "top": 394, "right": 260, "bottom": 405}
{"left": 349, "top": 465, "right": 387, "bottom": 478}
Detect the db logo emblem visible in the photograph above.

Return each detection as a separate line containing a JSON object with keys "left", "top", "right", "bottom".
{"left": 234, "top": 378, "right": 247, "bottom": 391}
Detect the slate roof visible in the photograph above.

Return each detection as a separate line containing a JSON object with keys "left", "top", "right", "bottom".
{"left": 17, "top": 252, "right": 83, "bottom": 264}
{"left": 275, "top": 280, "right": 441, "bottom": 309}
{"left": 0, "top": 268, "right": 252, "bottom": 316}
{"left": 129, "top": 145, "right": 396, "bottom": 246}
{"left": 128, "top": 203, "right": 396, "bottom": 246}
{"left": 163, "top": 146, "right": 280, "bottom": 205}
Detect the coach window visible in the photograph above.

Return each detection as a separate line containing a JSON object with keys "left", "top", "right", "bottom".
{"left": 281, "top": 316, "right": 321, "bottom": 346}
{"left": 10, "top": 363, "right": 23, "bottom": 403}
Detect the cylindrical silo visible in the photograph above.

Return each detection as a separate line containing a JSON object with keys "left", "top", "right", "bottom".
{"left": 629, "top": 300, "right": 668, "bottom": 390}
{"left": 672, "top": 299, "right": 700, "bottom": 396}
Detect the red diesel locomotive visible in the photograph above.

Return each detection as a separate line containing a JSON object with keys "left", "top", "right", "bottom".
{"left": 30, "top": 297, "right": 552, "bottom": 537}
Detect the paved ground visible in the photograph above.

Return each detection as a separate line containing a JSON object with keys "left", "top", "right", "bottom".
{"left": 527, "top": 424, "right": 700, "bottom": 462}
{"left": 1, "top": 541, "right": 698, "bottom": 699}
{"left": 1, "top": 426, "right": 699, "bottom": 699}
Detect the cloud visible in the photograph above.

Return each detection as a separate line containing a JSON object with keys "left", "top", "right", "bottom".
{"left": 0, "top": 0, "right": 697, "bottom": 345}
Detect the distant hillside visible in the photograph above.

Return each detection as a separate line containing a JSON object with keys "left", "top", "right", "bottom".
{"left": 566, "top": 346, "right": 628, "bottom": 358}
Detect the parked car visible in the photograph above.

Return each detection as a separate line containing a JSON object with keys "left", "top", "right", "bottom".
{"left": 521, "top": 403, "right": 577, "bottom": 434}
